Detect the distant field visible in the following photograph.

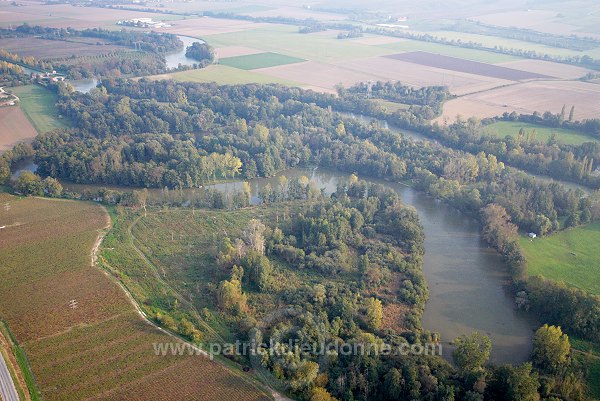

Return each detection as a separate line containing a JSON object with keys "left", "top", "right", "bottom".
{"left": 429, "top": 30, "right": 595, "bottom": 59}
{"left": 377, "top": 39, "right": 521, "bottom": 63}
{"left": 219, "top": 52, "right": 305, "bottom": 70}
{"left": 385, "top": 51, "right": 550, "bottom": 81}
{"left": 151, "top": 64, "right": 302, "bottom": 86}
{"left": 0, "top": 193, "right": 272, "bottom": 401}
{"left": 205, "top": 25, "right": 394, "bottom": 63}
{"left": 1, "top": 37, "right": 126, "bottom": 59}
{"left": 0, "top": 107, "right": 38, "bottom": 153}
{"left": 483, "top": 121, "right": 598, "bottom": 145}
{"left": 8, "top": 85, "right": 70, "bottom": 133}
{"left": 520, "top": 222, "right": 600, "bottom": 296}
{"left": 0, "top": 2, "right": 180, "bottom": 29}
{"left": 440, "top": 80, "right": 600, "bottom": 122}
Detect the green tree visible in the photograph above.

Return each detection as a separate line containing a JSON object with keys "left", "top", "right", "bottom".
{"left": 15, "top": 171, "right": 43, "bottom": 195}
{"left": 452, "top": 332, "right": 491, "bottom": 373}
{"left": 0, "top": 158, "right": 9, "bottom": 184}
{"left": 43, "top": 177, "right": 63, "bottom": 197}
{"left": 532, "top": 324, "right": 570, "bottom": 373}
{"left": 241, "top": 251, "right": 272, "bottom": 292}
{"left": 485, "top": 363, "right": 539, "bottom": 401}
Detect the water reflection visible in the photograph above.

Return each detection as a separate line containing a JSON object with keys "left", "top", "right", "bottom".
{"left": 165, "top": 35, "right": 205, "bottom": 70}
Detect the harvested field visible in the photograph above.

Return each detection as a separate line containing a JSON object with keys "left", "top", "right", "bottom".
{"left": 257, "top": 57, "right": 513, "bottom": 95}
{"left": 0, "top": 3, "right": 177, "bottom": 28}
{"left": 351, "top": 35, "right": 406, "bottom": 45}
{"left": 215, "top": 46, "right": 263, "bottom": 59}
{"left": 472, "top": 10, "right": 588, "bottom": 37}
{"left": 0, "top": 106, "right": 37, "bottom": 153}
{"left": 163, "top": 17, "right": 266, "bottom": 37}
{"left": 385, "top": 51, "right": 550, "bottom": 80}
{"left": 255, "top": 60, "right": 376, "bottom": 92}
{"left": 245, "top": 6, "right": 346, "bottom": 21}
{"left": 440, "top": 80, "right": 600, "bottom": 122}
{"left": 0, "top": 37, "right": 127, "bottom": 59}
{"left": 0, "top": 193, "right": 272, "bottom": 401}
{"left": 219, "top": 52, "right": 305, "bottom": 70}
{"left": 496, "top": 59, "right": 592, "bottom": 80}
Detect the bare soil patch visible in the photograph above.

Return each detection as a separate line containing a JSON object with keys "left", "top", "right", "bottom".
{"left": 385, "top": 51, "right": 550, "bottom": 80}
{"left": 497, "top": 59, "right": 592, "bottom": 80}
{"left": 439, "top": 80, "right": 600, "bottom": 122}
{"left": 0, "top": 106, "right": 37, "bottom": 154}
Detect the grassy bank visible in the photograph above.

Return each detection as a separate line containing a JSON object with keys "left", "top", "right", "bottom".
{"left": 520, "top": 222, "right": 600, "bottom": 296}
{"left": 9, "top": 85, "right": 71, "bottom": 133}
{"left": 483, "top": 121, "right": 598, "bottom": 146}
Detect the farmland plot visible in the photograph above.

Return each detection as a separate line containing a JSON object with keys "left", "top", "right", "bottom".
{"left": 385, "top": 51, "right": 551, "bottom": 80}
{"left": 0, "top": 194, "right": 272, "bottom": 401}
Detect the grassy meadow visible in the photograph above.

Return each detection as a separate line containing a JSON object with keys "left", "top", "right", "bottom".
{"left": 9, "top": 85, "right": 71, "bottom": 133}
{"left": 153, "top": 64, "right": 302, "bottom": 86}
{"left": 219, "top": 52, "right": 305, "bottom": 70}
{"left": 483, "top": 121, "right": 598, "bottom": 145}
{"left": 520, "top": 222, "right": 600, "bottom": 296}
{"left": 571, "top": 337, "right": 600, "bottom": 399}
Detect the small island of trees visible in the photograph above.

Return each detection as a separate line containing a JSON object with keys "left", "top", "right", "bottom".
{"left": 185, "top": 41, "right": 215, "bottom": 67}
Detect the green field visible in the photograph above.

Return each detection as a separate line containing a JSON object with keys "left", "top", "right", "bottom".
{"left": 377, "top": 39, "right": 521, "bottom": 63}
{"left": 520, "top": 222, "right": 600, "bottom": 296}
{"left": 9, "top": 85, "right": 71, "bottom": 133}
{"left": 152, "top": 64, "right": 302, "bottom": 86}
{"left": 370, "top": 98, "right": 411, "bottom": 112}
{"left": 219, "top": 52, "right": 305, "bottom": 70}
{"left": 571, "top": 337, "right": 600, "bottom": 399}
{"left": 483, "top": 121, "right": 598, "bottom": 145}
{"left": 205, "top": 25, "right": 394, "bottom": 63}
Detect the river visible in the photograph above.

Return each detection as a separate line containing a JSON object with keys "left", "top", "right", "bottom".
{"left": 165, "top": 35, "right": 205, "bottom": 70}
{"left": 208, "top": 168, "right": 538, "bottom": 364}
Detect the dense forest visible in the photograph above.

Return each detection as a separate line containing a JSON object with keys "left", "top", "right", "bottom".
{"left": 4, "top": 78, "right": 598, "bottom": 398}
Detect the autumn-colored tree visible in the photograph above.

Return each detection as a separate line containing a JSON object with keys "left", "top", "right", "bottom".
{"left": 365, "top": 297, "right": 383, "bottom": 330}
